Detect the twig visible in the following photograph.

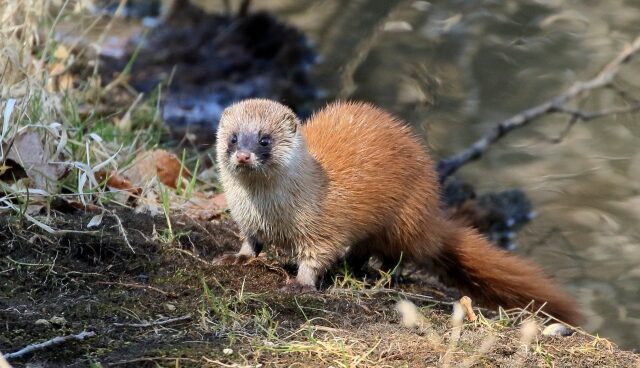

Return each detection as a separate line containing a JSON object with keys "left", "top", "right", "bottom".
{"left": 111, "top": 356, "right": 201, "bottom": 366}
{"left": 554, "top": 102, "right": 640, "bottom": 122}
{"left": 4, "top": 331, "right": 96, "bottom": 360}
{"left": 166, "top": 247, "right": 212, "bottom": 265}
{"left": 110, "top": 212, "right": 134, "bottom": 253}
{"left": 95, "top": 281, "right": 176, "bottom": 297}
{"left": 437, "top": 35, "right": 640, "bottom": 182}
{"left": 113, "top": 313, "right": 192, "bottom": 328}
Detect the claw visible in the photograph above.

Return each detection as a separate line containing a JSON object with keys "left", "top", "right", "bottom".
{"left": 213, "top": 253, "right": 253, "bottom": 265}
{"left": 279, "top": 279, "right": 316, "bottom": 293}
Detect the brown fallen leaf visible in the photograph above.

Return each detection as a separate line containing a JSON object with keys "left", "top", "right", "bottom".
{"left": 4, "top": 131, "right": 66, "bottom": 192}
{"left": 181, "top": 192, "right": 227, "bottom": 221}
{"left": 122, "top": 149, "right": 191, "bottom": 189}
{"left": 49, "top": 197, "right": 102, "bottom": 213}
{"left": 155, "top": 149, "right": 192, "bottom": 188}
{"left": 95, "top": 170, "right": 141, "bottom": 196}
{"left": 95, "top": 149, "right": 196, "bottom": 205}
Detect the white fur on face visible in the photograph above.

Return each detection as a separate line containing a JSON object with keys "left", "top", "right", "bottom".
{"left": 216, "top": 99, "right": 301, "bottom": 177}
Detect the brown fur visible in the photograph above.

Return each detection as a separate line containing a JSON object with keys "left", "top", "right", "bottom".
{"left": 216, "top": 98, "right": 582, "bottom": 325}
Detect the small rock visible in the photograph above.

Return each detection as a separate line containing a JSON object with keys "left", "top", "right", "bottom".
{"left": 164, "top": 303, "right": 176, "bottom": 312}
{"left": 542, "top": 323, "right": 573, "bottom": 337}
{"left": 49, "top": 316, "right": 67, "bottom": 326}
{"left": 34, "top": 319, "right": 51, "bottom": 328}
{"left": 383, "top": 21, "right": 413, "bottom": 32}
{"left": 25, "top": 363, "right": 46, "bottom": 368}
{"left": 223, "top": 348, "right": 233, "bottom": 355}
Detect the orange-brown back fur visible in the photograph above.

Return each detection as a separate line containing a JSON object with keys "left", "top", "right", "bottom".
{"left": 302, "top": 102, "right": 443, "bottom": 261}
{"left": 217, "top": 99, "right": 582, "bottom": 325}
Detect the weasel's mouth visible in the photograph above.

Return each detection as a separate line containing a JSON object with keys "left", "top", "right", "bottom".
{"left": 233, "top": 162, "right": 255, "bottom": 170}
{"left": 231, "top": 160, "right": 260, "bottom": 172}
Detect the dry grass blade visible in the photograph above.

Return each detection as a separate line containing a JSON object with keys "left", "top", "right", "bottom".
{"left": 0, "top": 99, "right": 16, "bottom": 158}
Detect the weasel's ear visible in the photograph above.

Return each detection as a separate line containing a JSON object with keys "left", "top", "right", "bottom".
{"left": 284, "top": 112, "right": 300, "bottom": 134}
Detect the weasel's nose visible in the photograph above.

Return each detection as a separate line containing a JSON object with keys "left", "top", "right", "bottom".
{"left": 235, "top": 151, "right": 252, "bottom": 165}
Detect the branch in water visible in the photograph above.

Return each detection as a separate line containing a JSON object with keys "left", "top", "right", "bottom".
{"left": 437, "top": 35, "right": 640, "bottom": 182}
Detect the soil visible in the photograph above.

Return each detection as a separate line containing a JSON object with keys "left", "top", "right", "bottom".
{"left": 1, "top": 207, "right": 638, "bottom": 367}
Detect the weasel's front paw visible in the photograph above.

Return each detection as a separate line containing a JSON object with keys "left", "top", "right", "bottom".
{"left": 213, "top": 253, "right": 253, "bottom": 265}
{"left": 279, "top": 279, "right": 316, "bottom": 293}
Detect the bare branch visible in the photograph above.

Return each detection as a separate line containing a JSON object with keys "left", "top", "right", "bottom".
{"left": 95, "top": 281, "right": 177, "bottom": 297}
{"left": 437, "top": 36, "right": 640, "bottom": 182}
{"left": 554, "top": 101, "right": 640, "bottom": 122}
{"left": 4, "top": 331, "right": 96, "bottom": 360}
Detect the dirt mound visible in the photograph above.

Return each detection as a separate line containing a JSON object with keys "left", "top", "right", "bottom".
{"left": 1, "top": 208, "right": 637, "bottom": 367}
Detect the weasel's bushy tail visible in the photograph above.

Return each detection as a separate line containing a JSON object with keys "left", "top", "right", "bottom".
{"left": 433, "top": 225, "right": 582, "bottom": 325}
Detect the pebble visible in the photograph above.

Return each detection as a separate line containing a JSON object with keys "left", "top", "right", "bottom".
{"left": 49, "top": 316, "right": 67, "bottom": 326}
{"left": 34, "top": 319, "right": 51, "bottom": 328}
{"left": 542, "top": 323, "right": 573, "bottom": 337}
{"left": 223, "top": 348, "right": 233, "bottom": 355}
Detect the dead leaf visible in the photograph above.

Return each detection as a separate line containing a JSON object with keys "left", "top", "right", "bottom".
{"left": 122, "top": 149, "right": 191, "bottom": 189}
{"left": 4, "top": 131, "right": 66, "bottom": 192}
{"left": 64, "top": 200, "right": 101, "bottom": 213}
{"left": 155, "top": 149, "right": 191, "bottom": 188}
{"left": 87, "top": 213, "right": 104, "bottom": 228}
{"left": 94, "top": 149, "right": 194, "bottom": 205}
{"left": 95, "top": 170, "right": 140, "bottom": 196}
{"left": 181, "top": 192, "right": 227, "bottom": 221}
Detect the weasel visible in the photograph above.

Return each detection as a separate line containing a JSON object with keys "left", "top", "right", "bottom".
{"left": 214, "top": 98, "right": 581, "bottom": 325}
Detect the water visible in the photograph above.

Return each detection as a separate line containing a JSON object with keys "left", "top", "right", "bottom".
{"left": 220, "top": 0, "right": 640, "bottom": 349}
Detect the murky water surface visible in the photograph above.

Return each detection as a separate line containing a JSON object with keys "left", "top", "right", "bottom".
{"left": 223, "top": 0, "right": 640, "bottom": 349}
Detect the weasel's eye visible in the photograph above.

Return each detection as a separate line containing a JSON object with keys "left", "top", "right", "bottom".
{"left": 230, "top": 134, "right": 238, "bottom": 144}
{"left": 259, "top": 136, "right": 271, "bottom": 146}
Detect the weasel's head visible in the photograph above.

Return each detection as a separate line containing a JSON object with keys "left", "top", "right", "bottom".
{"left": 216, "top": 99, "right": 302, "bottom": 176}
